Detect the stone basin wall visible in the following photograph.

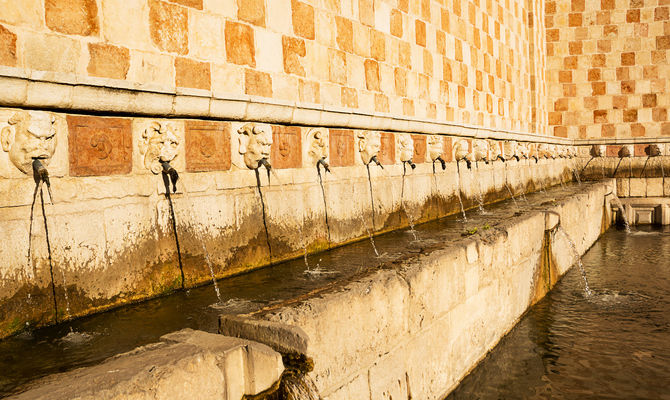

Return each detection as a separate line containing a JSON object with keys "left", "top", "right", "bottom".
{"left": 0, "top": 107, "right": 578, "bottom": 338}
{"left": 220, "top": 181, "right": 612, "bottom": 400}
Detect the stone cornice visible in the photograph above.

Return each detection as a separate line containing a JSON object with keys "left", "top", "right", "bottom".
{"left": 1, "top": 69, "right": 668, "bottom": 147}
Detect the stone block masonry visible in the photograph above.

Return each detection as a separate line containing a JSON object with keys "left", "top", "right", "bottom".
{"left": 0, "top": 0, "right": 546, "bottom": 133}
{"left": 546, "top": 0, "right": 670, "bottom": 139}
{"left": 220, "top": 182, "right": 612, "bottom": 399}
{"left": 0, "top": 106, "right": 577, "bottom": 338}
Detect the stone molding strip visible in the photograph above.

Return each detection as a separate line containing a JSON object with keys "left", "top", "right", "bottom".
{"left": 3, "top": 70, "right": 669, "bottom": 148}
{"left": 574, "top": 138, "right": 670, "bottom": 145}
{"left": 0, "top": 69, "right": 571, "bottom": 145}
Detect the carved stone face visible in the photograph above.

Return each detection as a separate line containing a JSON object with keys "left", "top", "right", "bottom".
{"left": 517, "top": 142, "right": 530, "bottom": 158}
{"left": 397, "top": 134, "right": 414, "bottom": 162}
{"left": 453, "top": 139, "right": 471, "bottom": 162}
{"left": 307, "top": 128, "right": 328, "bottom": 162}
{"left": 357, "top": 131, "right": 381, "bottom": 164}
{"left": 238, "top": 123, "right": 272, "bottom": 169}
{"left": 427, "top": 135, "right": 443, "bottom": 161}
{"left": 140, "top": 122, "right": 180, "bottom": 174}
{"left": 472, "top": 140, "right": 488, "bottom": 162}
{"left": 1, "top": 111, "right": 58, "bottom": 174}
{"left": 590, "top": 145, "right": 605, "bottom": 157}
{"left": 488, "top": 140, "right": 501, "bottom": 160}
{"left": 503, "top": 140, "right": 518, "bottom": 160}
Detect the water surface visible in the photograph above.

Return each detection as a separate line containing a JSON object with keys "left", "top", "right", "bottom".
{"left": 447, "top": 226, "right": 670, "bottom": 400}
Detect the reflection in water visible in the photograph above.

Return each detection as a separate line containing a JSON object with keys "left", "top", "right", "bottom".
{"left": 447, "top": 226, "right": 670, "bottom": 399}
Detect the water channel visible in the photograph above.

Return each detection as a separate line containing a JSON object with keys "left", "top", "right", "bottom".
{"left": 1, "top": 182, "right": 650, "bottom": 399}
{"left": 447, "top": 226, "right": 670, "bottom": 399}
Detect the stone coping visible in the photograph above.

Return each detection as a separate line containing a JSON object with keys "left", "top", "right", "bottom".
{"left": 0, "top": 69, "right": 570, "bottom": 145}
{"left": 3, "top": 69, "right": 669, "bottom": 148}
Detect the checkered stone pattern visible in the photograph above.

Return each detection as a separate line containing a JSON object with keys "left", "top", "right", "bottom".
{"left": 546, "top": 0, "right": 670, "bottom": 138}
{"left": 0, "top": 0, "right": 547, "bottom": 135}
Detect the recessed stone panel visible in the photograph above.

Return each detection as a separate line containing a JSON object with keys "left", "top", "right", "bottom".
{"left": 411, "top": 134, "right": 427, "bottom": 163}
{"left": 67, "top": 115, "right": 132, "bottom": 176}
{"left": 606, "top": 145, "right": 621, "bottom": 157}
{"left": 378, "top": 132, "right": 395, "bottom": 165}
{"left": 270, "top": 125, "right": 301, "bottom": 169}
{"left": 329, "top": 129, "right": 354, "bottom": 167}
{"left": 185, "top": 120, "right": 231, "bottom": 172}
{"left": 442, "top": 137, "right": 453, "bottom": 162}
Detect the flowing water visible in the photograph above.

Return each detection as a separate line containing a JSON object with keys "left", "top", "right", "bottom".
{"left": 176, "top": 182, "right": 222, "bottom": 304}
{"left": 470, "top": 166, "right": 487, "bottom": 214}
{"left": 610, "top": 195, "right": 632, "bottom": 233}
{"left": 556, "top": 226, "right": 592, "bottom": 297}
{"left": 447, "top": 226, "right": 670, "bottom": 399}
{"left": 455, "top": 166, "right": 468, "bottom": 222}
{"left": 400, "top": 163, "right": 419, "bottom": 241}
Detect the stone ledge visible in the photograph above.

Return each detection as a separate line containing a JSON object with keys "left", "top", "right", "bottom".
{"left": 9, "top": 329, "right": 284, "bottom": 400}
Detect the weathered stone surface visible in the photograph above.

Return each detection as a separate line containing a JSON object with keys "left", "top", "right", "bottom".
{"left": 245, "top": 69, "right": 272, "bottom": 97}
{"left": 329, "top": 129, "right": 355, "bottom": 167}
{"left": 175, "top": 57, "right": 211, "bottom": 90}
{"left": 225, "top": 21, "right": 255, "bottom": 67}
{"left": 172, "top": 0, "right": 202, "bottom": 9}
{"left": 185, "top": 120, "right": 231, "bottom": 172}
{"left": 23, "top": 33, "right": 80, "bottom": 73}
{"left": 0, "top": 0, "right": 42, "bottom": 27}
{"left": 271, "top": 125, "right": 302, "bottom": 169}
{"left": 45, "top": 0, "right": 99, "bottom": 36}
{"left": 411, "top": 134, "right": 426, "bottom": 163}
{"left": 378, "top": 131, "right": 395, "bottom": 165}
{"left": 292, "top": 0, "right": 315, "bottom": 40}
{"left": 87, "top": 43, "right": 130, "bottom": 80}
{"left": 101, "top": 0, "right": 152, "bottom": 50}
{"left": 67, "top": 115, "right": 132, "bottom": 176}
{"left": 0, "top": 25, "right": 17, "bottom": 67}
{"left": 12, "top": 329, "right": 283, "bottom": 400}
{"left": 282, "top": 36, "right": 306, "bottom": 76}
{"left": 237, "top": 0, "right": 265, "bottom": 27}
{"left": 149, "top": 0, "right": 188, "bottom": 54}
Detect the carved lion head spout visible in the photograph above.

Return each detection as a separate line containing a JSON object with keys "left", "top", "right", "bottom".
{"left": 139, "top": 122, "right": 180, "bottom": 174}
{"left": 397, "top": 134, "right": 414, "bottom": 163}
{"left": 1, "top": 111, "right": 58, "bottom": 174}
{"left": 488, "top": 140, "right": 502, "bottom": 161}
{"left": 472, "top": 140, "right": 489, "bottom": 163}
{"left": 307, "top": 128, "right": 328, "bottom": 162}
{"left": 357, "top": 131, "right": 381, "bottom": 165}
{"left": 237, "top": 123, "right": 273, "bottom": 169}
{"left": 427, "top": 135, "right": 443, "bottom": 162}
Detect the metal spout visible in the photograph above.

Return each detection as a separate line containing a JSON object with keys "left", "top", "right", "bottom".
{"left": 161, "top": 160, "right": 179, "bottom": 194}
{"left": 32, "top": 159, "right": 53, "bottom": 203}
{"left": 403, "top": 160, "right": 416, "bottom": 170}
{"left": 369, "top": 155, "right": 384, "bottom": 169}
{"left": 317, "top": 157, "right": 331, "bottom": 174}
{"left": 497, "top": 155, "right": 506, "bottom": 163}
{"left": 257, "top": 157, "right": 272, "bottom": 171}
{"left": 531, "top": 155, "right": 539, "bottom": 163}
{"left": 435, "top": 156, "right": 446, "bottom": 170}
{"left": 513, "top": 155, "right": 520, "bottom": 161}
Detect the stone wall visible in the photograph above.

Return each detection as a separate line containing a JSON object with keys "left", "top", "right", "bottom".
{"left": 546, "top": 0, "right": 670, "bottom": 139}
{"left": 0, "top": 105, "right": 578, "bottom": 338}
{"left": 220, "top": 181, "right": 612, "bottom": 399}
{"left": 0, "top": 0, "right": 546, "bottom": 132}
